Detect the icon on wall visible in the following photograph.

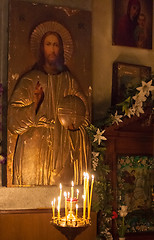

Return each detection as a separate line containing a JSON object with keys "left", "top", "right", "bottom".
{"left": 7, "top": 0, "right": 92, "bottom": 187}
{"left": 112, "top": 62, "right": 151, "bottom": 105}
{"left": 112, "top": 0, "right": 153, "bottom": 49}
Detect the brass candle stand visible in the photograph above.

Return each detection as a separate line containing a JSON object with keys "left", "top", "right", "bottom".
{"left": 50, "top": 173, "right": 94, "bottom": 240}
{"left": 51, "top": 222, "right": 89, "bottom": 240}
{"left": 50, "top": 207, "right": 91, "bottom": 240}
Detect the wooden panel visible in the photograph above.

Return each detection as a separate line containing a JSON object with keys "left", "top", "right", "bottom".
{"left": 115, "top": 136, "right": 153, "bottom": 155}
{"left": 0, "top": 210, "right": 97, "bottom": 240}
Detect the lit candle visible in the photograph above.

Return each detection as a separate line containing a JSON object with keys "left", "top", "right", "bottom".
{"left": 68, "top": 192, "right": 70, "bottom": 199}
{"left": 84, "top": 173, "right": 88, "bottom": 220}
{"left": 71, "top": 181, "right": 74, "bottom": 199}
{"left": 74, "top": 161, "right": 76, "bottom": 184}
{"left": 88, "top": 175, "right": 94, "bottom": 219}
{"left": 76, "top": 189, "right": 79, "bottom": 199}
{"left": 58, "top": 196, "right": 60, "bottom": 219}
{"left": 70, "top": 198, "right": 73, "bottom": 213}
{"left": 76, "top": 160, "right": 78, "bottom": 185}
{"left": 59, "top": 184, "right": 62, "bottom": 217}
{"left": 59, "top": 183, "right": 62, "bottom": 202}
{"left": 83, "top": 172, "right": 86, "bottom": 196}
{"left": 82, "top": 195, "right": 86, "bottom": 220}
{"left": 76, "top": 204, "right": 78, "bottom": 219}
{"left": 64, "top": 192, "right": 67, "bottom": 219}
{"left": 87, "top": 174, "right": 90, "bottom": 216}
{"left": 51, "top": 198, "right": 56, "bottom": 219}
{"left": 51, "top": 201, "right": 55, "bottom": 218}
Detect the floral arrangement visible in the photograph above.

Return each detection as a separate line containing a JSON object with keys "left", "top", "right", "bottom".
{"left": 86, "top": 74, "right": 154, "bottom": 239}
{"left": 95, "top": 76, "right": 154, "bottom": 129}
{"left": 112, "top": 206, "right": 128, "bottom": 238}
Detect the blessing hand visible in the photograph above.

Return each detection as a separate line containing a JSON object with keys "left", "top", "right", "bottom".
{"left": 34, "top": 81, "right": 44, "bottom": 112}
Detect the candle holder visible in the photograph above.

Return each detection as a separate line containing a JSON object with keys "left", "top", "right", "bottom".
{"left": 51, "top": 220, "right": 89, "bottom": 240}
{"left": 50, "top": 173, "right": 94, "bottom": 240}
{"left": 51, "top": 211, "right": 91, "bottom": 240}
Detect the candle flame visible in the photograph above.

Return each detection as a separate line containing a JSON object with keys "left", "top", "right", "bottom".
{"left": 82, "top": 195, "right": 85, "bottom": 200}
{"left": 64, "top": 192, "right": 67, "bottom": 197}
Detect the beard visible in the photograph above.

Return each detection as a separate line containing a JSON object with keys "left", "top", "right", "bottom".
{"left": 46, "top": 53, "right": 59, "bottom": 65}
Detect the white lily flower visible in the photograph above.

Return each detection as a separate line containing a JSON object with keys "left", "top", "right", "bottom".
{"left": 92, "top": 159, "right": 99, "bottom": 171}
{"left": 132, "top": 102, "right": 144, "bottom": 117}
{"left": 125, "top": 107, "right": 135, "bottom": 118}
{"left": 111, "top": 111, "right": 123, "bottom": 125}
{"left": 136, "top": 80, "right": 154, "bottom": 97}
{"left": 92, "top": 152, "right": 100, "bottom": 158}
{"left": 133, "top": 92, "right": 147, "bottom": 103}
{"left": 119, "top": 205, "right": 128, "bottom": 217}
{"left": 121, "top": 206, "right": 128, "bottom": 212}
{"left": 92, "top": 152, "right": 100, "bottom": 171}
{"left": 93, "top": 128, "right": 107, "bottom": 145}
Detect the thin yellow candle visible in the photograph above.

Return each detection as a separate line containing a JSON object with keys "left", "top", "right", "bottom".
{"left": 71, "top": 181, "right": 74, "bottom": 199}
{"left": 57, "top": 205, "right": 59, "bottom": 219}
{"left": 84, "top": 173, "right": 88, "bottom": 219}
{"left": 51, "top": 198, "right": 56, "bottom": 219}
{"left": 76, "top": 204, "right": 78, "bottom": 219}
{"left": 83, "top": 172, "right": 86, "bottom": 196}
{"left": 64, "top": 192, "right": 67, "bottom": 219}
{"left": 59, "top": 183, "right": 62, "bottom": 202}
{"left": 68, "top": 192, "right": 70, "bottom": 199}
{"left": 70, "top": 198, "right": 73, "bottom": 213}
{"left": 74, "top": 161, "right": 76, "bottom": 184}
{"left": 84, "top": 173, "right": 87, "bottom": 198}
{"left": 87, "top": 174, "right": 90, "bottom": 217}
{"left": 88, "top": 175, "right": 94, "bottom": 219}
{"left": 54, "top": 198, "right": 56, "bottom": 211}
{"left": 57, "top": 196, "right": 60, "bottom": 219}
{"left": 51, "top": 201, "right": 55, "bottom": 218}
{"left": 76, "top": 160, "right": 78, "bottom": 185}
{"left": 82, "top": 195, "right": 86, "bottom": 220}
{"left": 59, "top": 184, "right": 62, "bottom": 217}
{"left": 76, "top": 189, "right": 79, "bottom": 199}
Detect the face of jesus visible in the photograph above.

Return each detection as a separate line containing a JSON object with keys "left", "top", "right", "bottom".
{"left": 43, "top": 34, "right": 60, "bottom": 65}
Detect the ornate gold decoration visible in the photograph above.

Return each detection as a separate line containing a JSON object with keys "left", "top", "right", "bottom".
{"left": 30, "top": 21, "right": 73, "bottom": 64}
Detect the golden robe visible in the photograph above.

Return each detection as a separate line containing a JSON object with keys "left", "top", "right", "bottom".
{"left": 8, "top": 69, "right": 90, "bottom": 186}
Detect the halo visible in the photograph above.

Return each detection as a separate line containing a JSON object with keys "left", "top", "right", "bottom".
{"left": 30, "top": 21, "right": 73, "bottom": 64}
